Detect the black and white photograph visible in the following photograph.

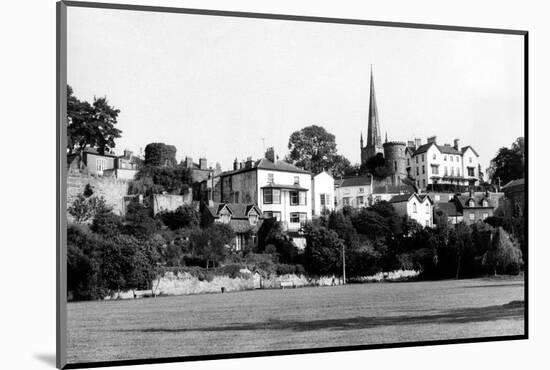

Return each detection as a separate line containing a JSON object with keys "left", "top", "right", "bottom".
{"left": 58, "top": 1, "right": 527, "bottom": 368}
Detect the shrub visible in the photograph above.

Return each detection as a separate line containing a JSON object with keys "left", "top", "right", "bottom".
{"left": 276, "top": 264, "right": 296, "bottom": 275}
{"left": 91, "top": 211, "right": 125, "bottom": 236}
{"left": 159, "top": 205, "right": 200, "bottom": 230}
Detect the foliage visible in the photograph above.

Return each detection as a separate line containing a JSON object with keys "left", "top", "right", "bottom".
{"left": 256, "top": 218, "right": 300, "bottom": 264}
{"left": 144, "top": 143, "right": 178, "bottom": 167}
{"left": 90, "top": 211, "right": 125, "bottom": 237}
{"left": 286, "top": 125, "right": 353, "bottom": 176}
{"left": 66, "top": 85, "right": 122, "bottom": 155}
{"left": 131, "top": 164, "right": 193, "bottom": 196}
{"left": 159, "top": 205, "right": 200, "bottom": 230}
{"left": 361, "top": 153, "right": 391, "bottom": 180}
{"left": 124, "top": 202, "right": 161, "bottom": 239}
{"left": 189, "top": 223, "right": 235, "bottom": 269}
{"left": 68, "top": 193, "right": 111, "bottom": 223}
{"left": 489, "top": 137, "right": 524, "bottom": 185}
{"left": 303, "top": 223, "right": 345, "bottom": 276}
{"left": 482, "top": 227, "right": 523, "bottom": 275}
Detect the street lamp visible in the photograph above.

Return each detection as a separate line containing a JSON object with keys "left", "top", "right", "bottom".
{"left": 342, "top": 244, "right": 346, "bottom": 285}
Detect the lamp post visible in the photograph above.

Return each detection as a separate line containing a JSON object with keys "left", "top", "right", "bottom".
{"left": 342, "top": 244, "right": 346, "bottom": 285}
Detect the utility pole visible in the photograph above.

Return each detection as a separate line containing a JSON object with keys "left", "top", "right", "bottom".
{"left": 342, "top": 244, "right": 346, "bottom": 284}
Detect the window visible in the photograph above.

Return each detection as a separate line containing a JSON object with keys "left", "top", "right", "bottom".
{"left": 469, "top": 157, "right": 472, "bottom": 163}
{"left": 249, "top": 213, "right": 259, "bottom": 225}
{"left": 416, "top": 156, "right": 418, "bottom": 164}
{"left": 357, "top": 196, "right": 364, "bottom": 205}
{"left": 342, "top": 197, "right": 350, "bottom": 206}
{"left": 451, "top": 167, "right": 454, "bottom": 176}
{"left": 325, "top": 194, "right": 331, "bottom": 207}
{"left": 290, "top": 213, "right": 307, "bottom": 224}
{"left": 468, "top": 167, "right": 475, "bottom": 177}
{"left": 450, "top": 156, "right": 453, "bottom": 162}
{"left": 444, "top": 167, "right": 448, "bottom": 176}
{"left": 413, "top": 203, "right": 417, "bottom": 213}
{"left": 416, "top": 167, "right": 419, "bottom": 176}
{"left": 444, "top": 155, "right": 447, "bottom": 161}
{"left": 263, "top": 211, "right": 281, "bottom": 221}
{"left": 359, "top": 187, "right": 364, "bottom": 194}
{"left": 469, "top": 213, "right": 475, "bottom": 221}
{"left": 289, "top": 191, "right": 306, "bottom": 206}
{"left": 431, "top": 165, "right": 439, "bottom": 175}
{"left": 422, "top": 165, "right": 425, "bottom": 174}
{"left": 320, "top": 194, "right": 326, "bottom": 206}
{"left": 96, "top": 158, "right": 106, "bottom": 173}
{"left": 426, "top": 204, "right": 430, "bottom": 214}
{"left": 456, "top": 168, "right": 460, "bottom": 177}
{"left": 394, "top": 161, "right": 397, "bottom": 171}
{"left": 482, "top": 200, "right": 488, "bottom": 207}
{"left": 456, "top": 156, "right": 459, "bottom": 162}
{"left": 469, "top": 200, "right": 475, "bottom": 207}
{"left": 407, "top": 158, "right": 410, "bottom": 166}
{"left": 422, "top": 179, "right": 426, "bottom": 188}
{"left": 263, "top": 189, "right": 281, "bottom": 204}
{"left": 433, "top": 154, "right": 436, "bottom": 160}
{"left": 449, "top": 195, "right": 453, "bottom": 200}
{"left": 435, "top": 195, "right": 440, "bottom": 201}
{"left": 482, "top": 213, "right": 489, "bottom": 220}
{"left": 425, "top": 220, "right": 430, "bottom": 227}
{"left": 220, "top": 213, "right": 231, "bottom": 223}
{"left": 422, "top": 154, "right": 425, "bottom": 162}
{"left": 267, "top": 173, "right": 274, "bottom": 184}
{"left": 294, "top": 176, "right": 299, "bottom": 185}
{"left": 234, "top": 191, "right": 240, "bottom": 203}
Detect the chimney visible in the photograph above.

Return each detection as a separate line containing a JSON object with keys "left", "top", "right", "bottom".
{"left": 427, "top": 136, "right": 437, "bottom": 144}
{"left": 414, "top": 138, "right": 421, "bottom": 148}
{"left": 185, "top": 156, "right": 193, "bottom": 169}
{"left": 233, "top": 158, "right": 238, "bottom": 171}
{"left": 123, "top": 149, "right": 133, "bottom": 158}
{"left": 453, "top": 138, "right": 460, "bottom": 150}
{"left": 240, "top": 161, "right": 245, "bottom": 169}
{"left": 407, "top": 140, "right": 415, "bottom": 148}
{"left": 199, "top": 158, "right": 207, "bottom": 170}
{"left": 265, "top": 147, "right": 275, "bottom": 162}
{"left": 245, "top": 156, "right": 253, "bottom": 169}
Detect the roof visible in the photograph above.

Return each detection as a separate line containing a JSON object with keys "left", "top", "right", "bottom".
{"left": 339, "top": 176, "right": 372, "bottom": 188}
{"left": 412, "top": 142, "right": 434, "bottom": 155}
{"left": 388, "top": 193, "right": 433, "bottom": 204}
{"left": 436, "top": 202, "right": 461, "bottom": 217}
{"left": 372, "top": 183, "right": 415, "bottom": 194}
{"left": 261, "top": 183, "right": 308, "bottom": 191}
{"left": 221, "top": 158, "right": 311, "bottom": 177}
{"left": 455, "top": 194, "right": 492, "bottom": 209}
{"left": 206, "top": 203, "right": 262, "bottom": 219}
{"left": 437, "top": 144, "right": 462, "bottom": 155}
{"left": 461, "top": 146, "right": 480, "bottom": 157}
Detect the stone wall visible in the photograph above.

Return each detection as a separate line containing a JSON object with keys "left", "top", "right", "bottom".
{"left": 150, "top": 193, "right": 192, "bottom": 215}
{"left": 67, "top": 173, "right": 131, "bottom": 221}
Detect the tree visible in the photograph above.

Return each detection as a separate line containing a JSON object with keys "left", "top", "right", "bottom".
{"left": 449, "top": 222, "right": 473, "bottom": 279}
{"left": 131, "top": 163, "right": 193, "bottom": 196}
{"left": 489, "top": 137, "right": 525, "bottom": 185}
{"left": 144, "top": 143, "right": 177, "bottom": 167}
{"left": 90, "top": 211, "right": 125, "bottom": 237}
{"left": 360, "top": 153, "right": 391, "bottom": 180}
{"left": 125, "top": 202, "right": 161, "bottom": 239}
{"left": 68, "top": 193, "right": 111, "bottom": 223}
{"left": 66, "top": 85, "right": 122, "bottom": 155}
{"left": 256, "top": 218, "right": 300, "bottom": 263}
{"left": 482, "top": 227, "right": 523, "bottom": 275}
{"left": 303, "top": 223, "right": 345, "bottom": 276}
{"left": 190, "top": 223, "right": 234, "bottom": 269}
{"left": 286, "top": 125, "right": 352, "bottom": 175}
{"left": 159, "top": 205, "right": 200, "bottom": 231}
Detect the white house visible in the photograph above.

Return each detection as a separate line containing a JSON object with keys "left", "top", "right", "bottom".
{"left": 217, "top": 147, "right": 312, "bottom": 249}
{"left": 334, "top": 176, "right": 373, "bottom": 210}
{"left": 406, "top": 136, "right": 480, "bottom": 191}
{"left": 311, "top": 171, "right": 335, "bottom": 216}
{"left": 388, "top": 193, "right": 434, "bottom": 227}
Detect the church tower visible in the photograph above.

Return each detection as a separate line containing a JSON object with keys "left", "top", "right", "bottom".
{"left": 361, "top": 66, "right": 384, "bottom": 164}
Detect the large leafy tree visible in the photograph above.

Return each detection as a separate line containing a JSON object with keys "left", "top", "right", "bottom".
{"left": 303, "top": 223, "right": 345, "bottom": 276}
{"left": 286, "top": 125, "right": 353, "bottom": 176}
{"left": 67, "top": 85, "right": 122, "bottom": 155}
{"left": 489, "top": 137, "right": 524, "bottom": 185}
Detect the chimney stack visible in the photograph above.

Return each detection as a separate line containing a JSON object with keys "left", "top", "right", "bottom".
{"left": 414, "top": 138, "right": 421, "bottom": 148}
{"left": 453, "top": 138, "right": 460, "bottom": 150}
{"left": 245, "top": 156, "right": 253, "bottom": 168}
{"left": 199, "top": 158, "right": 207, "bottom": 170}
{"left": 185, "top": 156, "right": 194, "bottom": 169}
{"left": 265, "top": 147, "right": 275, "bottom": 162}
{"left": 233, "top": 158, "right": 238, "bottom": 171}
{"left": 427, "top": 136, "right": 437, "bottom": 144}
{"left": 407, "top": 140, "right": 415, "bottom": 148}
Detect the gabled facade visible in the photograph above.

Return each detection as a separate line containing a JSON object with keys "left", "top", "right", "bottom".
{"left": 452, "top": 192, "right": 495, "bottom": 224}
{"left": 201, "top": 202, "right": 263, "bottom": 251}
{"left": 388, "top": 193, "right": 434, "bottom": 227}
{"left": 335, "top": 176, "right": 372, "bottom": 210}
{"left": 311, "top": 171, "right": 335, "bottom": 216}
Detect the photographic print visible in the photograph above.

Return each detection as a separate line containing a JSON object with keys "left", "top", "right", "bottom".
{"left": 57, "top": 1, "right": 527, "bottom": 368}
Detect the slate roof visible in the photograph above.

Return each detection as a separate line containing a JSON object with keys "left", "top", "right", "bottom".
{"left": 372, "top": 184, "right": 415, "bottom": 194}
{"left": 436, "top": 202, "right": 461, "bottom": 217}
{"left": 412, "top": 142, "right": 434, "bottom": 155}
{"left": 412, "top": 142, "right": 477, "bottom": 157}
{"left": 501, "top": 178, "right": 524, "bottom": 190}
{"left": 438, "top": 144, "right": 462, "bottom": 155}
{"left": 339, "top": 176, "right": 372, "bottom": 188}
{"left": 221, "top": 158, "right": 310, "bottom": 176}
{"left": 388, "top": 193, "right": 433, "bottom": 204}
{"left": 461, "top": 146, "right": 480, "bottom": 157}
{"left": 455, "top": 194, "right": 492, "bottom": 209}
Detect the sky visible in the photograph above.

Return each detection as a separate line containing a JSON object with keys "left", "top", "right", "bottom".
{"left": 67, "top": 7, "right": 525, "bottom": 172}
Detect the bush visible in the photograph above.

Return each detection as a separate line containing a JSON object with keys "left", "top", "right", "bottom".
{"left": 159, "top": 205, "right": 199, "bottom": 230}
{"left": 91, "top": 211, "right": 125, "bottom": 236}
{"left": 276, "top": 264, "right": 296, "bottom": 275}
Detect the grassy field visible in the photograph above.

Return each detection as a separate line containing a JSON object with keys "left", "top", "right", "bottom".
{"left": 67, "top": 277, "right": 524, "bottom": 364}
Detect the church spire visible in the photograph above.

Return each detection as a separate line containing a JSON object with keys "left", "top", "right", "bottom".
{"left": 365, "top": 65, "right": 383, "bottom": 159}
{"left": 360, "top": 131, "right": 364, "bottom": 148}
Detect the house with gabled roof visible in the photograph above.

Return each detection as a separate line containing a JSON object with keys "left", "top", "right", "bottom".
{"left": 201, "top": 202, "right": 264, "bottom": 251}
{"left": 388, "top": 193, "right": 434, "bottom": 227}
{"left": 452, "top": 191, "right": 495, "bottom": 224}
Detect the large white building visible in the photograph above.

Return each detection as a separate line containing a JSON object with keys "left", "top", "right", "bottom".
{"left": 311, "top": 171, "right": 335, "bottom": 216}
{"left": 406, "top": 136, "right": 480, "bottom": 191}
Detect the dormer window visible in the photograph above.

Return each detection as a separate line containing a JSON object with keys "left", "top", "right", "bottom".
{"left": 482, "top": 200, "right": 488, "bottom": 207}
{"left": 469, "top": 200, "right": 475, "bottom": 207}
{"left": 220, "top": 213, "right": 231, "bottom": 223}
{"left": 249, "top": 213, "right": 259, "bottom": 225}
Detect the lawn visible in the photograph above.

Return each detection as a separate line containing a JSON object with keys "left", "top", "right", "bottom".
{"left": 66, "top": 277, "right": 524, "bottom": 364}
